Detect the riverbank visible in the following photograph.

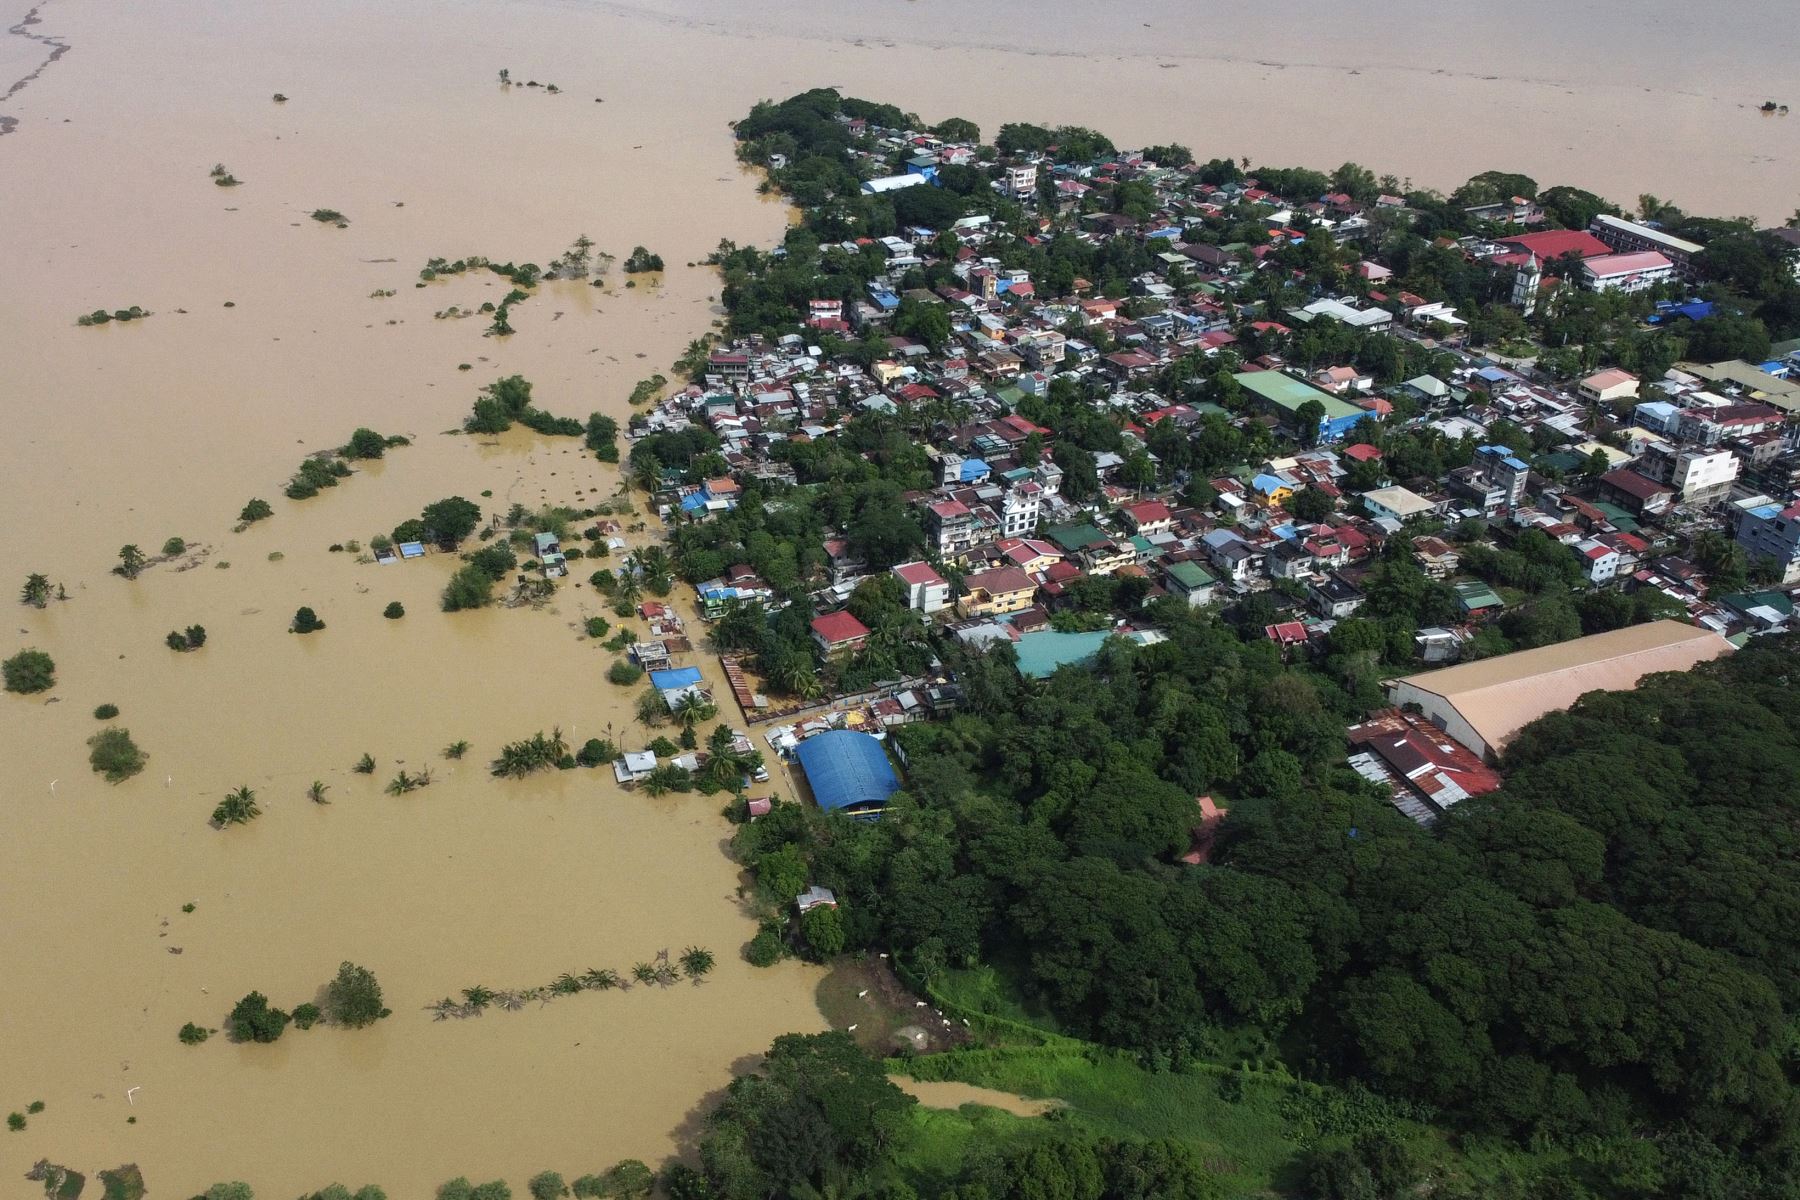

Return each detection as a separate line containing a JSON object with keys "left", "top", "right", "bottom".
{"left": 0, "top": 1, "right": 822, "bottom": 1193}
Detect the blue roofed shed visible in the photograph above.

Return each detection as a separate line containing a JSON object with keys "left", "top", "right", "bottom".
{"left": 796, "top": 730, "right": 900, "bottom": 818}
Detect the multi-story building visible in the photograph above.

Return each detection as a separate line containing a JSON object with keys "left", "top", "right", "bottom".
{"left": 1000, "top": 163, "right": 1038, "bottom": 199}
{"left": 926, "top": 498, "right": 981, "bottom": 562}
{"left": 892, "top": 561, "right": 951, "bottom": 614}
{"left": 1670, "top": 448, "right": 1739, "bottom": 507}
{"left": 1729, "top": 494, "right": 1800, "bottom": 584}
{"left": 1579, "top": 251, "right": 1675, "bottom": 293}
{"left": 1001, "top": 482, "right": 1042, "bottom": 538}
{"left": 1589, "top": 214, "right": 1703, "bottom": 279}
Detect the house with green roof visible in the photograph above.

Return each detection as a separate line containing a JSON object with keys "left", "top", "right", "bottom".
{"left": 1233, "top": 371, "right": 1366, "bottom": 441}
{"left": 1162, "top": 559, "right": 1218, "bottom": 607}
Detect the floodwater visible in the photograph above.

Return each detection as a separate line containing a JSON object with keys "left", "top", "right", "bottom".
{"left": 896, "top": 1079, "right": 1061, "bottom": 1119}
{"left": 0, "top": 0, "right": 1792, "bottom": 1193}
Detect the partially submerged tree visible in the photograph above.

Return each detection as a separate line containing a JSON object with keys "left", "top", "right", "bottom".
{"left": 2, "top": 649, "right": 55, "bottom": 694}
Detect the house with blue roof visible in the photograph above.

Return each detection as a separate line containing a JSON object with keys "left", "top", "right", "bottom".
{"left": 795, "top": 730, "right": 900, "bottom": 819}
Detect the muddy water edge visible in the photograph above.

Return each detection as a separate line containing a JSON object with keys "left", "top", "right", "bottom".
{"left": 0, "top": 0, "right": 823, "bottom": 1194}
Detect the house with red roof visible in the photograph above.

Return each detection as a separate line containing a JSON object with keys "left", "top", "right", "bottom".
{"left": 891, "top": 561, "right": 951, "bottom": 614}
{"left": 958, "top": 566, "right": 1037, "bottom": 618}
{"left": 1491, "top": 230, "right": 1612, "bottom": 269}
{"left": 810, "top": 610, "right": 871, "bottom": 658}
{"left": 1120, "top": 499, "right": 1174, "bottom": 535}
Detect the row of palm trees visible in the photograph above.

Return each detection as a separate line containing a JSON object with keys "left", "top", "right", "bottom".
{"left": 427, "top": 948, "right": 715, "bottom": 1020}
{"left": 490, "top": 728, "right": 571, "bottom": 778}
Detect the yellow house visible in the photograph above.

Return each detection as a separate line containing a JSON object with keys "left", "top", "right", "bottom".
{"left": 958, "top": 566, "right": 1037, "bottom": 617}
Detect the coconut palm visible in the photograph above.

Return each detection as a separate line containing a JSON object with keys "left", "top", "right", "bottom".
{"left": 306, "top": 780, "right": 330, "bottom": 804}
{"left": 582, "top": 967, "right": 622, "bottom": 991}
{"left": 385, "top": 771, "right": 416, "bottom": 796}
{"left": 211, "top": 785, "right": 260, "bottom": 827}
{"left": 669, "top": 691, "right": 717, "bottom": 731}
{"left": 631, "top": 962, "right": 658, "bottom": 986}
{"left": 654, "top": 963, "right": 680, "bottom": 987}
{"left": 443, "top": 740, "right": 471, "bottom": 760}
{"left": 428, "top": 997, "right": 458, "bottom": 1021}
{"left": 679, "top": 946, "right": 715, "bottom": 980}
{"left": 20, "top": 574, "right": 51, "bottom": 609}
{"left": 461, "top": 985, "right": 496, "bottom": 1011}
{"left": 496, "top": 990, "right": 526, "bottom": 1012}
{"left": 551, "top": 973, "right": 583, "bottom": 996}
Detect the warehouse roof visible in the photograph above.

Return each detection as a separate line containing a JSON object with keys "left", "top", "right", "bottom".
{"left": 795, "top": 730, "right": 900, "bottom": 818}
{"left": 1389, "top": 620, "right": 1732, "bottom": 755}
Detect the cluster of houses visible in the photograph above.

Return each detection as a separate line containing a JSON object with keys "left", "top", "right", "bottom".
{"left": 626, "top": 111, "right": 1800, "bottom": 817}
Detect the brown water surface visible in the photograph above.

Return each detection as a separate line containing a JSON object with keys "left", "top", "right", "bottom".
{"left": 2, "top": 0, "right": 1794, "bottom": 1192}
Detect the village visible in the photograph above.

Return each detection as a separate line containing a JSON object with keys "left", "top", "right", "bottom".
{"left": 600, "top": 96, "right": 1800, "bottom": 832}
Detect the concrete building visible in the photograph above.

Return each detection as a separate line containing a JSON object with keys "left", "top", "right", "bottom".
{"left": 1670, "top": 448, "right": 1739, "bottom": 507}
{"left": 1578, "top": 368, "right": 1640, "bottom": 404}
{"left": 1729, "top": 494, "right": 1800, "bottom": 584}
{"left": 1360, "top": 485, "right": 1437, "bottom": 523}
{"left": 1385, "top": 620, "right": 1733, "bottom": 760}
{"left": 1233, "top": 370, "right": 1367, "bottom": 442}
{"left": 892, "top": 561, "right": 951, "bottom": 614}
{"left": 1589, "top": 214, "right": 1703, "bottom": 278}
{"left": 1580, "top": 250, "right": 1674, "bottom": 293}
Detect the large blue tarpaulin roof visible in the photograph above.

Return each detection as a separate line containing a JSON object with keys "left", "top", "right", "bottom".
{"left": 796, "top": 730, "right": 899, "bottom": 816}
{"left": 649, "top": 667, "right": 705, "bottom": 690}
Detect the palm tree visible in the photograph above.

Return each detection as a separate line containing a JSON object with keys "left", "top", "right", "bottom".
{"left": 582, "top": 967, "right": 622, "bottom": 991}
{"left": 116, "top": 544, "right": 146, "bottom": 580}
{"left": 670, "top": 691, "right": 717, "bottom": 732}
{"left": 631, "top": 962, "right": 658, "bottom": 986}
{"left": 20, "top": 574, "right": 50, "bottom": 608}
{"left": 551, "top": 973, "right": 583, "bottom": 996}
{"left": 443, "top": 740, "right": 470, "bottom": 760}
{"left": 679, "top": 947, "right": 715, "bottom": 979}
{"left": 211, "top": 785, "right": 260, "bottom": 827}
{"left": 460, "top": 985, "right": 496, "bottom": 1011}
{"left": 306, "top": 780, "right": 330, "bottom": 804}
{"left": 497, "top": 990, "right": 526, "bottom": 1012}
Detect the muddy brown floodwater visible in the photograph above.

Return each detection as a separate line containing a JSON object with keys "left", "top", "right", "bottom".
{"left": 1, "top": 0, "right": 1793, "bottom": 1193}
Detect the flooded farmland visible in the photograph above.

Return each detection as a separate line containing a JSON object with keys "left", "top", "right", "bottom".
{"left": 2, "top": 0, "right": 1793, "bottom": 1192}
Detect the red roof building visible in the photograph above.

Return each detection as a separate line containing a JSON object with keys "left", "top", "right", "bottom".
{"left": 1347, "top": 708, "right": 1502, "bottom": 824}
{"left": 1492, "top": 230, "right": 1612, "bottom": 268}
{"left": 810, "top": 610, "right": 871, "bottom": 655}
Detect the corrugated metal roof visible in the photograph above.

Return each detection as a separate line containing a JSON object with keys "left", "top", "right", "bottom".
{"left": 796, "top": 730, "right": 899, "bottom": 816}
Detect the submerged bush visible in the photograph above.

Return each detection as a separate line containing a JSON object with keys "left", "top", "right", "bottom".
{"left": 88, "top": 728, "right": 146, "bottom": 783}
{"left": 2, "top": 648, "right": 55, "bottom": 694}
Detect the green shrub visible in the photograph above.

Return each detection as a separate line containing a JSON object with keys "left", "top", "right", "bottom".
{"left": 239, "top": 498, "right": 273, "bottom": 523}
{"left": 325, "top": 961, "right": 388, "bottom": 1027}
{"left": 647, "top": 735, "right": 679, "bottom": 757}
{"left": 442, "top": 564, "right": 496, "bottom": 611}
{"left": 94, "top": 703, "right": 119, "bottom": 720}
{"left": 383, "top": 601, "right": 405, "bottom": 619}
{"left": 527, "top": 1173, "right": 565, "bottom": 1200}
{"left": 227, "top": 991, "right": 289, "bottom": 1042}
{"left": 585, "top": 615, "right": 610, "bottom": 639}
{"left": 3, "top": 648, "right": 55, "bottom": 693}
{"left": 292, "top": 606, "right": 326, "bottom": 633}
{"left": 178, "top": 1022, "right": 210, "bottom": 1045}
{"left": 576, "top": 737, "right": 619, "bottom": 767}
{"left": 7, "top": 1112, "right": 23, "bottom": 1132}
{"left": 162, "top": 537, "right": 187, "bottom": 556}
{"left": 746, "top": 929, "right": 783, "bottom": 967}
{"left": 292, "top": 1003, "right": 322, "bottom": 1030}
{"left": 88, "top": 728, "right": 146, "bottom": 783}
{"left": 466, "top": 543, "right": 517, "bottom": 579}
